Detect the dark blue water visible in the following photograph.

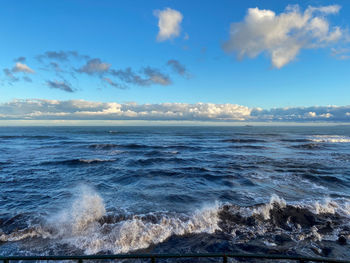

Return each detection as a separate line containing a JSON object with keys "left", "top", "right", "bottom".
{"left": 1, "top": 126, "right": 350, "bottom": 259}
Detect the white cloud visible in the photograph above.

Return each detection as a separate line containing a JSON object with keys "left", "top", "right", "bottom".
{"left": 223, "top": 5, "right": 344, "bottom": 68}
{"left": 1, "top": 99, "right": 350, "bottom": 122}
{"left": 0, "top": 99, "right": 251, "bottom": 121}
{"left": 331, "top": 47, "right": 350, "bottom": 60}
{"left": 319, "top": 113, "right": 333, "bottom": 118}
{"left": 154, "top": 8, "right": 183, "bottom": 41}
{"left": 12, "top": 62, "right": 35, "bottom": 74}
{"left": 307, "top": 5, "right": 341, "bottom": 14}
{"left": 306, "top": 112, "right": 317, "bottom": 117}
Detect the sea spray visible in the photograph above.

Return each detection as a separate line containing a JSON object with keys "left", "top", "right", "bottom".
{"left": 2, "top": 193, "right": 350, "bottom": 255}
{"left": 45, "top": 185, "right": 106, "bottom": 237}
{"left": 252, "top": 194, "right": 287, "bottom": 220}
{"left": 71, "top": 186, "right": 106, "bottom": 233}
{"left": 68, "top": 202, "right": 220, "bottom": 254}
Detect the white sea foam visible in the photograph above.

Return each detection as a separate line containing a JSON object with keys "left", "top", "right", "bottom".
{"left": 2, "top": 191, "right": 349, "bottom": 254}
{"left": 314, "top": 198, "right": 338, "bottom": 214}
{"left": 252, "top": 194, "right": 286, "bottom": 220}
{"left": 310, "top": 135, "right": 350, "bottom": 143}
{"left": 0, "top": 226, "right": 51, "bottom": 242}
{"left": 47, "top": 187, "right": 219, "bottom": 254}
{"left": 0, "top": 187, "right": 219, "bottom": 254}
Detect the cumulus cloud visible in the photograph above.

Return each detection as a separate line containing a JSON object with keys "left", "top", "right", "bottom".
{"left": 0, "top": 99, "right": 251, "bottom": 121}
{"left": 1, "top": 99, "right": 350, "bottom": 122}
{"left": 12, "top": 62, "right": 35, "bottom": 74}
{"left": 77, "top": 58, "right": 111, "bottom": 75}
{"left": 223, "top": 4, "right": 344, "bottom": 68}
{"left": 46, "top": 80, "right": 74, "bottom": 93}
{"left": 154, "top": 8, "right": 183, "bottom": 41}
{"left": 251, "top": 105, "right": 350, "bottom": 121}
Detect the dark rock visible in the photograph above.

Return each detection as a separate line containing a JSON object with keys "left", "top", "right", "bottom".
{"left": 338, "top": 235, "right": 347, "bottom": 245}
{"left": 274, "top": 234, "right": 292, "bottom": 244}
{"left": 318, "top": 221, "right": 333, "bottom": 234}
{"left": 269, "top": 205, "right": 317, "bottom": 230}
{"left": 321, "top": 247, "right": 332, "bottom": 257}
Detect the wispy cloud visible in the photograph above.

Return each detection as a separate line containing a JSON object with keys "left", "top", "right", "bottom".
{"left": 110, "top": 67, "right": 171, "bottom": 86}
{"left": 3, "top": 69, "right": 19, "bottom": 82}
{"left": 223, "top": 4, "right": 344, "bottom": 68}
{"left": 14, "top": 56, "right": 26, "bottom": 63}
{"left": 2, "top": 50, "right": 190, "bottom": 90}
{"left": 23, "top": 76, "right": 32, "bottom": 83}
{"left": 1, "top": 99, "right": 349, "bottom": 122}
{"left": 143, "top": 67, "right": 171, "bottom": 85}
{"left": 77, "top": 58, "right": 111, "bottom": 75}
{"left": 36, "top": 50, "right": 89, "bottom": 62}
{"left": 102, "top": 77, "right": 126, "bottom": 89}
{"left": 154, "top": 8, "right": 183, "bottom": 41}
{"left": 46, "top": 80, "right": 74, "bottom": 93}
{"left": 331, "top": 47, "right": 350, "bottom": 60}
{"left": 167, "top": 59, "right": 190, "bottom": 78}
{"left": 12, "top": 62, "right": 35, "bottom": 74}
{"left": 3, "top": 62, "right": 35, "bottom": 84}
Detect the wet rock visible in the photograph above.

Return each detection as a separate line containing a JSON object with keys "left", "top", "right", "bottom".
{"left": 338, "top": 235, "right": 347, "bottom": 245}
{"left": 342, "top": 225, "right": 350, "bottom": 232}
{"left": 218, "top": 206, "right": 256, "bottom": 233}
{"left": 274, "top": 234, "right": 292, "bottom": 244}
{"left": 321, "top": 247, "right": 332, "bottom": 257}
{"left": 98, "top": 214, "right": 130, "bottom": 225}
{"left": 269, "top": 205, "right": 317, "bottom": 230}
{"left": 318, "top": 221, "right": 333, "bottom": 234}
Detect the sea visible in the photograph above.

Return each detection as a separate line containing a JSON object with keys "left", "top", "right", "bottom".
{"left": 0, "top": 126, "right": 350, "bottom": 261}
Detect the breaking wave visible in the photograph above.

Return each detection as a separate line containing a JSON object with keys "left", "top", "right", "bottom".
{"left": 311, "top": 135, "right": 350, "bottom": 143}
{"left": 1, "top": 190, "right": 349, "bottom": 256}
{"left": 0, "top": 186, "right": 219, "bottom": 254}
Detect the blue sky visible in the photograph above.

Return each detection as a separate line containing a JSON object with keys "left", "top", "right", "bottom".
{"left": 1, "top": 0, "right": 350, "bottom": 122}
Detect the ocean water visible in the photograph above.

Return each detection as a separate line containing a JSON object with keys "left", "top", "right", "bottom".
{"left": 0, "top": 126, "right": 350, "bottom": 260}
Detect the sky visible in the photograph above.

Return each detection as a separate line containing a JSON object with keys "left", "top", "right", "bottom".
{"left": 1, "top": 0, "right": 350, "bottom": 123}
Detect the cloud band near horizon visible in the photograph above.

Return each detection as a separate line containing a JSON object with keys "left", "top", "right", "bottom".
{"left": 0, "top": 99, "right": 349, "bottom": 122}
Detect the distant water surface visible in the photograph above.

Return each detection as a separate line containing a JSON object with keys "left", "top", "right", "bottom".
{"left": 0, "top": 126, "right": 350, "bottom": 260}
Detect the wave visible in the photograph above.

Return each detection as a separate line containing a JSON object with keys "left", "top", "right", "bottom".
{"left": 290, "top": 143, "right": 324, "bottom": 150}
{"left": 41, "top": 158, "right": 116, "bottom": 165}
{"left": 222, "top": 139, "right": 266, "bottom": 143}
{"left": 311, "top": 135, "right": 350, "bottom": 143}
{"left": 229, "top": 145, "right": 268, "bottom": 150}
{"left": 89, "top": 143, "right": 165, "bottom": 150}
{"left": 0, "top": 135, "right": 65, "bottom": 140}
{"left": 0, "top": 186, "right": 219, "bottom": 254}
{"left": 144, "top": 150, "right": 179, "bottom": 157}
{"left": 1, "top": 190, "right": 350, "bottom": 256}
{"left": 128, "top": 157, "right": 197, "bottom": 166}
{"left": 281, "top": 139, "right": 311, "bottom": 143}
{"left": 88, "top": 144, "right": 120, "bottom": 150}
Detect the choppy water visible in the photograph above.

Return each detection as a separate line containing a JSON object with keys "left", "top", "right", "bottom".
{"left": 0, "top": 126, "right": 350, "bottom": 260}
